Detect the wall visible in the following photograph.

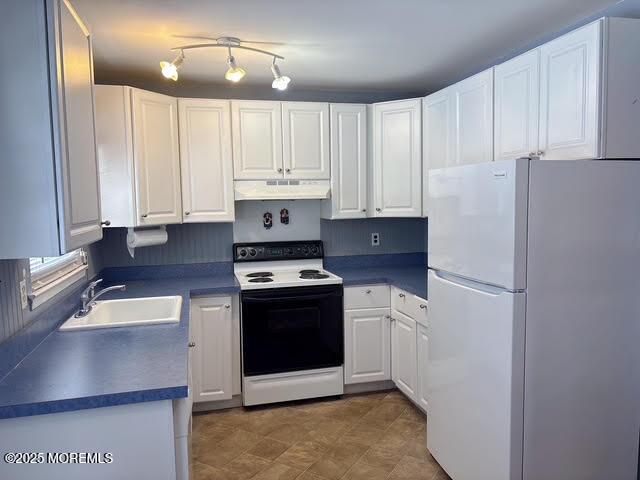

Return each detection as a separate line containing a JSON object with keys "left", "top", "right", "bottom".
{"left": 233, "top": 201, "right": 320, "bottom": 243}
{"left": 321, "top": 218, "right": 428, "bottom": 257}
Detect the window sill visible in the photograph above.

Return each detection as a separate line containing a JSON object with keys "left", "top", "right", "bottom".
{"left": 29, "top": 264, "right": 88, "bottom": 310}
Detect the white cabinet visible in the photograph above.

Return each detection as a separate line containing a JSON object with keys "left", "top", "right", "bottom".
{"left": 321, "top": 104, "right": 367, "bottom": 219}
{"left": 416, "top": 323, "right": 430, "bottom": 411}
{"left": 95, "top": 86, "right": 182, "bottom": 227}
{"left": 282, "top": 102, "right": 330, "bottom": 179}
{"left": 344, "top": 308, "right": 391, "bottom": 384}
{"left": 539, "top": 21, "right": 600, "bottom": 160}
{"left": 452, "top": 68, "right": 494, "bottom": 165}
{"left": 391, "top": 310, "right": 418, "bottom": 401}
{"left": 178, "top": 99, "right": 234, "bottom": 222}
{"left": 371, "top": 99, "right": 422, "bottom": 217}
{"left": 231, "top": 100, "right": 283, "bottom": 179}
{"left": 494, "top": 49, "right": 540, "bottom": 161}
{"left": 0, "top": 0, "right": 102, "bottom": 258}
{"left": 190, "top": 296, "right": 234, "bottom": 403}
{"left": 422, "top": 89, "right": 454, "bottom": 216}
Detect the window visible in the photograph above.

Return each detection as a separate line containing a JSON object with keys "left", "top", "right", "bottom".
{"left": 29, "top": 249, "right": 88, "bottom": 309}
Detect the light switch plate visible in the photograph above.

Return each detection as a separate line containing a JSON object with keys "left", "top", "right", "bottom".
{"left": 19, "top": 279, "right": 28, "bottom": 309}
{"left": 371, "top": 232, "right": 380, "bottom": 246}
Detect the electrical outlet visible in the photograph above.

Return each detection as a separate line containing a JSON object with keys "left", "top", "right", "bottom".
{"left": 19, "top": 279, "right": 28, "bottom": 309}
{"left": 371, "top": 232, "right": 380, "bottom": 246}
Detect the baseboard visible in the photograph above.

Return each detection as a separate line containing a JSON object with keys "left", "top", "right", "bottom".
{"left": 344, "top": 380, "right": 396, "bottom": 395}
{"left": 192, "top": 395, "right": 243, "bottom": 413}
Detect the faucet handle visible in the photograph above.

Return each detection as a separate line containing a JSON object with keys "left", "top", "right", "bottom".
{"left": 82, "top": 278, "right": 103, "bottom": 299}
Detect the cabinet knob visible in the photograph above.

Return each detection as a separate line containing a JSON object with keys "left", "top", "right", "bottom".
{"left": 285, "top": 168, "right": 291, "bottom": 173}
{"left": 398, "top": 293, "right": 405, "bottom": 298}
{"left": 420, "top": 304, "right": 427, "bottom": 309}
{"left": 362, "top": 209, "right": 367, "bottom": 212}
{"left": 384, "top": 315, "right": 391, "bottom": 319}
{"left": 188, "top": 341, "right": 196, "bottom": 348}
{"left": 376, "top": 208, "right": 381, "bottom": 212}
{"left": 536, "top": 150, "right": 545, "bottom": 156}
{"left": 141, "top": 214, "right": 148, "bottom": 219}
{"left": 225, "top": 304, "right": 231, "bottom": 309}
{"left": 185, "top": 211, "right": 190, "bottom": 216}
{"left": 365, "top": 289, "right": 372, "bottom": 294}
{"left": 101, "top": 220, "right": 111, "bottom": 226}
{"left": 277, "top": 168, "right": 283, "bottom": 173}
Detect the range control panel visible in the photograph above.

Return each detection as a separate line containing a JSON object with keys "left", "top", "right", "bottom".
{"left": 233, "top": 241, "right": 324, "bottom": 262}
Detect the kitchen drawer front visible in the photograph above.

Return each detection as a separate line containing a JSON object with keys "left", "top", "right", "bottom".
{"left": 344, "top": 285, "right": 390, "bottom": 310}
{"left": 391, "top": 287, "right": 428, "bottom": 326}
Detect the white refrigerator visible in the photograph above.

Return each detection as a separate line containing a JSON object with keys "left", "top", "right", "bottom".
{"left": 426, "top": 159, "right": 640, "bottom": 480}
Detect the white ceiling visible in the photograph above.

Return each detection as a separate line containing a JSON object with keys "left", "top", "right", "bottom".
{"left": 74, "top": 0, "right": 631, "bottom": 93}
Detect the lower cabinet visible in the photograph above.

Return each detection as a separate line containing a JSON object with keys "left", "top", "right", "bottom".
{"left": 416, "top": 323, "right": 430, "bottom": 411}
{"left": 391, "top": 310, "right": 418, "bottom": 402}
{"left": 190, "top": 295, "right": 239, "bottom": 403}
{"left": 344, "top": 308, "right": 391, "bottom": 384}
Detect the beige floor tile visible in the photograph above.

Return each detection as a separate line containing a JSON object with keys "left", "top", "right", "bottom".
{"left": 403, "top": 436, "right": 432, "bottom": 462}
{"left": 359, "top": 443, "right": 405, "bottom": 472}
{"left": 194, "top": 440, "right": 243, "bottom": 468}
{"left": 275, "top": 440, "right": 328, "bottom": 470}
{"left": 358, "top": 401, "right": 407, "bottom": 430}
{"left": 251, "top": 462, "right": 303, "bottom": 480}
{"left": 386, "top": 418, "right": 426, "bottom": 439}
{"left": 306, "top": 417, "right": 351, "bottom": 440}
{"left": 194, "top": 422, "right": 237, "bottom": 444}
{"left": 192, "top": 460, "right": 243, "bottom": 480}
{"left": 266, "top": 422, "right": 314, "bottom": 445}
{"left": 221, "top": 453, "right": 271, "bottom": 480}
{"left": 388, "top": 455, "right": 440, "bottom": 480}
{"left": 341, "top": 423, "right": 387, "bottom": 447}
{"left": 399, "top": 404, "right": 427, "bottom": 423}
{"left": 295, "top": 472, "right": 328, "bottom": 480}
{"left": 248, "top": 438, "right": 291, "bottom": 460}
{"left": 342, "top": 460, "right": 391, "bottom": 480}
{"left": 306, "top": 440, "right": 369, "bottom": 480}
{"left": 219, "top": 428, "right": 264, "bottom": 451}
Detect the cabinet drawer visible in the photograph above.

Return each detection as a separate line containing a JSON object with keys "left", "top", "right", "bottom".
{"left": 391, "top": 287, "right": 428, "bottom": 327}
{"left": 344, "top": 285, "right": 390, "bottom": 309}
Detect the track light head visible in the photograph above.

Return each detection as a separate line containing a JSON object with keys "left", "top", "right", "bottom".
{"left": 160, "top": 51, "right": 184, "bottom": 81}
{"left": 271, "top": 61, "right": 291, "bottom": 91}
{"left": 225, "top": 54, "right": 247, "bottom": 83}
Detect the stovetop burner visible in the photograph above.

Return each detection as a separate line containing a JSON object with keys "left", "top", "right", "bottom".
{"left": 299, "top": 269, "right": 320, "bottom": 275}
{"left": 246, "top": 272, "right": 273, "bottom": 278}
{"left": 248, "top": 277, "right": 274, "bottom": 283}
{"left": 300, "top": 273, "right": 330, "bottom": 280}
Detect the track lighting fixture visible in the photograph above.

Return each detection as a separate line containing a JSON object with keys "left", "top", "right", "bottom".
{"left": 271, "top": 59, "right": 291, "bottom": 91}
{"left": 159, "top": 50, "right": 184, "bottom": 81}
{"left": 160, "top": 37, "right": 290, "bottom": 88}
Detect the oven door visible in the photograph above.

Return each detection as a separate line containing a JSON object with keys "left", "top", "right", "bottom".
{"left": 241, "top": 285, "right": 344, "bottom": 376}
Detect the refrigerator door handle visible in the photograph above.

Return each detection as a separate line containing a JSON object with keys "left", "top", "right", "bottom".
{"left": 430, "top": 269, "right": 513, "bottom": 296}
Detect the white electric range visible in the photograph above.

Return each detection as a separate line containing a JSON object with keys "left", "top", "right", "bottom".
{"left": 234, "top": 241, "right": 344, "bottom": 406}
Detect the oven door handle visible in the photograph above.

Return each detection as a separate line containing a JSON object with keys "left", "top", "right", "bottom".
{"left": 243, "top": 293, "right": 340, "bottom": 303}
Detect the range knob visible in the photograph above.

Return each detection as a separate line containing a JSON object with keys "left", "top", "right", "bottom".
{"left": 311, "top": 246, "right": 319, "bottom": 255}
{"left": 239, "top": 248, "right": 248, "bottom": 258}
{"left": 248, "top": 248, "right": 257, "bottom": 257}
{"left": 301, "top": 246, "right": 309, "bottom": 255}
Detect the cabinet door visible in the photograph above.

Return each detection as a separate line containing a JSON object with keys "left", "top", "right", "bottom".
{"left": 452, "top": 68, "right": 494, "bottom": 165}
{"left": 325, "top": 104, "right": 367, "bottom": 219}
{"left": 232, "top": 100, "right": 283, "bottom": 179}
{"left": 391, "top": 310, "right": 418, "bottom": 401}
{"left": 422, "top": 89, "right": 454, "bottom": 216}
{"left": 56, "top": 0, "right": 102, "bottom": 251}
{"left": 131, "top": 89, "right": 182, "bottom": 226}
{"left": 372, "top": 99, "right": 422, "bottom": 217}
{"left": 178, "top": 99, "right": 234, "bottom": 223}
{"left": 344, "top": 308, "right": 391, "bottom": 384}
{"left": 282, "top": 102, "right": 330, "bottom": 179}
{"left": 494, "top": 49, "right": 540, "bottom": 161}
{"left": 190, "top": 297, "right": 233, "bottom": 403}
{"left": 539, "top": 21, "right": 601, "bottom": 160}
{"left": 417, "top": 323, "right": 430, "bottom": 412}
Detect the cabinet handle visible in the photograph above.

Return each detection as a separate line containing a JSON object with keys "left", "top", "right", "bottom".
{"left": 420, "top": 304, "right": 427, "bottom": 309}
{"left": 285, "top": 168, "right": 291, "bottom": 173}
{"left": 535, "top": 150, "right": 545, "bottom": 156}
{"left": 225, "top": 304, "right": 231, "bottom": 309}
{"left": 376, "top": 208, "right": 381, "bottom": 212}
{"left": 185, "top": 211, "right": 190, "bottom": 216}
{"left": 365, "top": 289, "right": 372, "bottom": 294}
{"left": 141, "top": 214, "right": 148, "bottom": 219}
{"left": 188, "top": 341, "right": 196, "bottom": 348}
{"left": 101, "top": 220, "right": 111, "bottom": 226}
{"left": 362, "top": 209, "right": 367, "bottom": 212}
{"left": 399, "top": 293, "right": 405, "bottom": 298}
{"left": 277, "top": 168, "right": 283, "bottom": 173}
{"left": 384, "top": 315, "right": 391, "bottom": 319}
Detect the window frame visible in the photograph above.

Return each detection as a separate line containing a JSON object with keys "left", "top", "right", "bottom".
{"left": 29, "top": 249, "right": 88, "bottom": 309}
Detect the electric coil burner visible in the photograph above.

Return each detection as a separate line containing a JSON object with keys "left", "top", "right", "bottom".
{"left": 233, "top": 241, "right": 344, "bottom": 407}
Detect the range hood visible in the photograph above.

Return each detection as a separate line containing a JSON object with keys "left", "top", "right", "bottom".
{"left": 234, "top": 180, "right": 331, "bottom": 200}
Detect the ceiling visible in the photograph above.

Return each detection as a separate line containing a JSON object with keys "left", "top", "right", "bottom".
{"left": 74, "top": 0, "right": 637, "bottom": 94}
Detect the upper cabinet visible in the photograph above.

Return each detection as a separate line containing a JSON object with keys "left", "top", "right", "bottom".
{"left": 231, "top": 100, "right": 283, "bottom": 179}
{"left": 282, "top": 102, "right": 331, "bottom": 179}
{"left": 497, "top": 18, "right": 640, "bottom": 161}
{"left": 452, "top": 68, "right": 494, "bottom": 165}
{"left": 370, "top": 99, "right": 422, "bottom": 218}
{"left": 178, "top": 99, "right": 235, "bottom": 222}
{"left": 321, "top": 104, "right": 367, "bottom": 220}
{"left": 494, "top": 49, "right": 540, "bottom": 162}
{"left": 95, "top": 86, "right": 182, "bottom": 227}
{"left": 0, "top": 0, "right": 102, "bottom": 258}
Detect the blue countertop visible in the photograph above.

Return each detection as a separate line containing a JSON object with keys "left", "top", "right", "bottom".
{"left": 0, "top": 270, "right": 239, "bottom": 419}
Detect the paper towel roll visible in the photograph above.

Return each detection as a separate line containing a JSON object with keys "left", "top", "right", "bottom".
{"left": 126, "top": 226, "right": 168, "bottom": 258}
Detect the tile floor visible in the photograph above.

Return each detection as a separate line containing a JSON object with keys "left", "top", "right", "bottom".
{"left": 191, "top": 390, "right": 451, "bottom": 480}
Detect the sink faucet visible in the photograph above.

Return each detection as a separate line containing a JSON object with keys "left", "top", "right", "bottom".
{"left": 75, "top": 279, "right": 126, "bottom": 318}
